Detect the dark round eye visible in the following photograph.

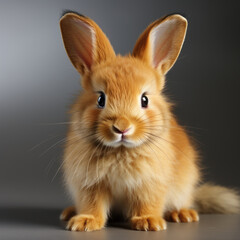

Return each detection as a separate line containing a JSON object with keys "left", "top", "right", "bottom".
{"left": 97, "top": 92, "right": 106, "bottom": 108}
{"left": 141, "top": 94, "right": 148, "bottom": 108}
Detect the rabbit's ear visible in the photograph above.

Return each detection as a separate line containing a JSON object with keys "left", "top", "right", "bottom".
{"left": 133, "top": 14, "right": 187, "bottom": 75}
{"left": 60, "top": 13, "right": 115, "bottom": 75}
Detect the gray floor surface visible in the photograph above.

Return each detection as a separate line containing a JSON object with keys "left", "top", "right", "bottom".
{"left": 0, "top": 206, "right": 239, "bottom": 240}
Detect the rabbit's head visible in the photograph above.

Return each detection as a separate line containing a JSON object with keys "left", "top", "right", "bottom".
{"left": 60, "top": 13, "right": 187, "bottom": 148}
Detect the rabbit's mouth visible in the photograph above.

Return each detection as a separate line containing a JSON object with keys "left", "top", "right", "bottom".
{"left": 97, "top": 116, "right": 147, "bottom": 148}
{"left": 118, "top": 137, "right": 134, "bottom": 147}
{"left": 103, "top": 135, "right": 142, "bottom": 148}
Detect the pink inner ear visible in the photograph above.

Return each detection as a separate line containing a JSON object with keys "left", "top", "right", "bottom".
{"left": 150, "top": 19, "right": 177, "bottom": 69}
{"left": 71, "top": 19, "right": 96, "bottom": 70}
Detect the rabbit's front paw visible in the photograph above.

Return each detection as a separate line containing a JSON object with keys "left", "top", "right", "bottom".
{"left": 131, "top": 215, "right": 167, "bottom": 231}
{"left": 66, "top": 214, "right": 104, "bottom": 231}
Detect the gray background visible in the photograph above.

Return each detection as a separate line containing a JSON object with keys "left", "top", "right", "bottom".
{"left": 0, "top": 0, "right": 239, "bottom": 227}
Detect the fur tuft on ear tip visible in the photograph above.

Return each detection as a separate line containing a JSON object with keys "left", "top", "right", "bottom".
{"left": 164, "top": 13, "right": 188, "bottom": 21}
{"left": 60, "top": 10, "right": 86, "bottom": 20}
{"left": 169, "top": 14, "right": 188, "bottom": 28}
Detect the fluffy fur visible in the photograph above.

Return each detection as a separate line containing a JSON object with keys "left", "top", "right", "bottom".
{"left": 194, "top": 184, "right": 240, "bottom": 214}
{"left": 59, "top": 13, "right": 240, "bottom": 232}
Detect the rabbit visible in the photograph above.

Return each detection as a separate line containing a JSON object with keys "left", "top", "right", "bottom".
{"left": 58, "top": 12, "right": 240, "bottom": 231}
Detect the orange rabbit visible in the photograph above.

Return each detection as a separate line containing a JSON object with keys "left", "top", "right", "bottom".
{"left": 59, "top": 12, "right": 240, "bottom": 231}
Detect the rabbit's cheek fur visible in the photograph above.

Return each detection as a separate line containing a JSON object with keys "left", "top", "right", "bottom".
{"left": 69, "top": 94, "right": 100, "bottom": 139}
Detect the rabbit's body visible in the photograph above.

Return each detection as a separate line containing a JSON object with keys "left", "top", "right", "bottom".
{"left": 59, "top": 13, "right": 239, "bottom": 231}
{"left": 64, "top": 112, "right": 199, "bottom": 215}
{"left": 62, "top": 57, "right": 199, "bottom": 230}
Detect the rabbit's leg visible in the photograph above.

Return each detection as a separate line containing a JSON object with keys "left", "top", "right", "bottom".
{"left": 66, "top": 187, "right": 110, "bottom": 231}
{"left": 130, "top": 192, "right": 167, "bottom": 231}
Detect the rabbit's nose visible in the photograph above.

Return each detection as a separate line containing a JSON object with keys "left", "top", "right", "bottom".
{"left": 112, "top": 125, "right": 131, "bottom": 135}
{"left": 112, "top": 117, "right": 132, "bottom": 135}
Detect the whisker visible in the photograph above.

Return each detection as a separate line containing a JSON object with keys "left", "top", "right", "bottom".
{"left": 71, "top": 143, "right": 92, "bottom": 183}
{"left": 84, "top": 141, "right": 103, "bottom": 187}
{"left": 138, "top": 114, "right": 205, "bottom": 131}
{"left": 145, "top": 135, "right": 173, "bottom": 162}
{"left": 98, "top": 145, "right": 110, "bottom": 183}
{"left": 96, "top": 143, "right": 106, "bottom": 184}
{"left": 36, "top": 121, "right": 76, "bottom": 126}
{"left": 51, "top": 159, "right": 64, "bottom": 183}
{"left": 143, "top": 138, "right": 160, "bottom": 161}
{"left": 48, "top": 135, "right": 83, "bottom": 182}
{"left": 39, "top": 137, "right": 68, "bottom": 158}
{"left": 29, "top": 134, "right": 59, "bottom": 151}
{"left": 145, "top": 125, "right": 196, "bottom": 134}
{"left": 138, "top": 115, "right": 169, "bottom": 124}
{"left": 44, "top": 152, "right": 61, "bottom": 176}
{"left": 146, "top": 132, "right": 188, "bottom": 158}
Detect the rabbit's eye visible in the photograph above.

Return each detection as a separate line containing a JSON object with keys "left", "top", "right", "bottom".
{"left": 141, "top": 94, "right": 148, "bottom": 108}
{"left": 97, "top": 92, "right": 105, "bottom": 108}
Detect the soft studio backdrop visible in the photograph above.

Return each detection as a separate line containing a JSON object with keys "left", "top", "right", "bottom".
{"left": 0, "top": 0, "right": 239, "bottom": 208}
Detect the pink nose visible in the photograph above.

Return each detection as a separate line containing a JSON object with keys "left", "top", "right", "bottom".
{"left": 112, "top": 125, "right": 131, "bottom": 134}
